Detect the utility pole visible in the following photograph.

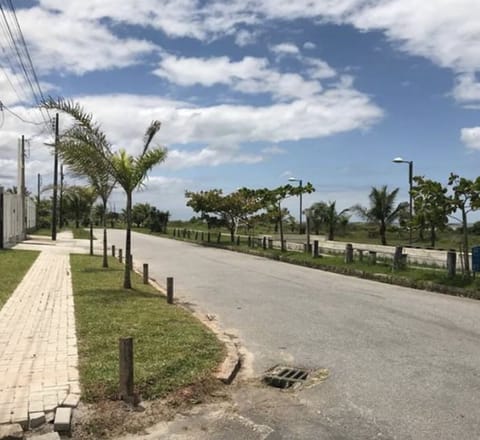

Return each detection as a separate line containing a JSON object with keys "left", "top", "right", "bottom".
{"left": 52, "top": 113, "right": 59, "bottom": 241}
{"left": 37, "top": 173, "right": 41, "bottom": 229}
{"left": 20, "top": 135, "right": 26, "bottom": 240}
{"left": 59, "top": 164, "right": 64, "bottom": 229}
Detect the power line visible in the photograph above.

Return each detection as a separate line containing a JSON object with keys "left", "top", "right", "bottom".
{"left": 0, "top": 100, "right": 45, "bottom": 125}
{"left": 0, "top": 1, "right": 52, "bottom": 127}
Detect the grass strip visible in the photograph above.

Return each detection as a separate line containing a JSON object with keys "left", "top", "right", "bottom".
{"left": 0, "top": 249, "right": 39, "bottom": 308}
{"left": 70, "top": 254, "right": 224, "bottom": 402}
{"left": 71, "top": 228, "right": 92, "bottom": 239}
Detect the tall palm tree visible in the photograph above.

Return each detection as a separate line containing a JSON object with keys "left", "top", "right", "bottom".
{"left": 44, "top": 98, "right": 167, "bottom": 288}
{"left": 353, "top": 186, "right": 407, "bottom": 245}
{"left": 305, "top": 201, "right": 349, "bottom": 240}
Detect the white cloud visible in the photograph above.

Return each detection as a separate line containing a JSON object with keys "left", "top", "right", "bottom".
{"left": 461, "top": 127, "right": 480, "bottom": 150}
{"left": 453, "top": 74, "right": 480, "bottom": 107}
{"left": 16, "top": 7, "right": 157, "bottom": 75}
{"left": 271, "top": 43, "right": 300, "bottom": 55}
{"left": 235, "top": 29, "right": 258, "bottom": 46}
{"left": 154, "top": 54, "right": 326, "bottom": 101}
{"left": 303, "top": 42, "right": 316, "bottom": 50}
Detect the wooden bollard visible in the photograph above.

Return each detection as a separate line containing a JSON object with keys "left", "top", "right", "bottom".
{"left": 262, "top": 237, "right": 267, "bottom": 249}
{"left": 447, "top": 250, "right": 456, "bottom": 278}
{"left": 313, "top": 240, "right": 319, "bottom": 258}
{"left": 207, "top": 232, "right": 211, "bottom": 242}
{"left": 268, "top": 238, "right": 273, "bottom": 249}
{"left": 248, "top": 236, "right": 252, "bottom": 247}
{"left": 173, "top": 228, "right": 176, "bottom": 237}
{"left": 119, "top": 249, "right": 123, "bottom": 263}
{"left": 236, "top": 236, "right": 240, "bottom": 246}
{"left": 112, "top": 245, "right": 116, "bottom": 257}
{"left": 201, "top": 232, "right": 204, "bottom": 241}
{"left": 217, "top": 232, "right": 221, "bottom": 243}
{"left": 358, "top": 249, "right": 364, "bottom": 262}
{"left": 369, "top": 251, "right": 377, "bottom": 265}
{"left": 345, "top": 243, "right": 353, "bottom": 263}
{"left": 143, "top": 263, "right": 149, "bottom": 284}
{"left": 195, "top": 231, "right": 198, "bottom": 240}
{"left": 167, "top": 277, "right": 174, "bottom": 304}
{"left": 393, "top": 246, "right": 405, "bottom": 270}
{"left": 119, "top": 337, "right": 134, "bottom": 403}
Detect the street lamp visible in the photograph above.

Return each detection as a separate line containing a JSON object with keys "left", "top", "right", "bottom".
{"left": 392, "top": 157, "right": 413, "bottom": 245}
{"left": 288, "top": 177, "right": 303, "bottom": 234}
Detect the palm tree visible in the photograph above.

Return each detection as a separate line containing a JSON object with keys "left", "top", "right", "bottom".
{"left": 43, "top": 98, "right": 167, "bottom": 288}
{"left": 352, "top": 186, "right": 407, "bottom": 245}
{"left": 305, "top": 201, "right": 349, "bottom": 240}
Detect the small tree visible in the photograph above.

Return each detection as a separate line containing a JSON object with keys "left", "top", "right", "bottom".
{"left": 132, "top": 203, "right": 152, "bottom": 228}
{"left": 447, "top": 174, "right": 480, "bottom": 275}
{"left": 411, "top": 177, "right": 451, "bottom": 247}
{"left": 353, "top": 185, "right": 407, "bottom": 245}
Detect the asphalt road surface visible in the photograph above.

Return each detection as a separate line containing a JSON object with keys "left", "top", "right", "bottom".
{"left": 105, "top": 230, "right": 480, "bottom": 440}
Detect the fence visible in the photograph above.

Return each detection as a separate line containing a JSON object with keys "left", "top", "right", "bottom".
{"left": 0, "top": 188, "right": 36, "bottom": 248}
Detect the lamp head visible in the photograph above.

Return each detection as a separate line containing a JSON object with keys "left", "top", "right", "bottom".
{"left": 392, "top": 157, "right": 405, "bottom": 163}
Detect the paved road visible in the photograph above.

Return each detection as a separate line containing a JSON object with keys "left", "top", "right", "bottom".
{"left": 106, "top": 230, "right": 480, "bottom": 440}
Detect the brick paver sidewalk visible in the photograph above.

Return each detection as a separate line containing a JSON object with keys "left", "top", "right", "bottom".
{"left": 0, "top": 232, "right": 81, "bottom": 428}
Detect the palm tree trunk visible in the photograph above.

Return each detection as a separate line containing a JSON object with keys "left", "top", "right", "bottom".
{"left": 380, "top": 221, "right": 387, "bottom": 245}
{"left": 124, "top": 191, "right": 132, "bottom": 289}
{"left": 102, "top": 199, "right": 108, "bottom": 268}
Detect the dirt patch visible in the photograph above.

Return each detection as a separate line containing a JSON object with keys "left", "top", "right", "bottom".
{"left": 72, "top": 377, "right": 230, "bottom": 440}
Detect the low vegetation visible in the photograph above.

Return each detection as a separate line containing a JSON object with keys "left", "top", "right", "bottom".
{"left": 70, "top": 254, "right": 224, "bottom": 402}
{"left": 0, "top": 249, "right": 39, "bottom": 308}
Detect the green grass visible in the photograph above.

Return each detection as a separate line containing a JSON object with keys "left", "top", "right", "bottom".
{"left": 70, "top": 254, "right": 224, "bottom": 402}
{"left": 72, "top": 228, "right": 92, "bottom": 239}
{"left": 31, "top": 228, "right": 52, "bottom": 236}
{"left": 0, "top": 249, "right": 39, "bottom": 308}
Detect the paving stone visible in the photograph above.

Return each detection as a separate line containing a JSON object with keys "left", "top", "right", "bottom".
{"left": 53, "top": 407, "right": 71, "bottom": 432}
{"left": 29, "top": 433, "right": 61, "bottom": 440}
{"left": 29, "top": 411, "right": 46, "bottom": 429}
{"left": 0, "top": 423, "right": 23, "bottom": 439}
{"left": 61, "top": 394, "right": 80, "bottom": 408}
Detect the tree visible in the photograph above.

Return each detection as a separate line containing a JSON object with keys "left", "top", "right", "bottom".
{"left": 255, "top": 183, "right": 315, "bottom": 251}
{"left": 353, "top": 185, "right": 407, "bottom": 245}
{"left": 148, "top": 208, "right": 170, "bottom": 233}
{"left": 305, "top": 201, "right": 349, "bottom": 240}
{"left": 44, "top": 98, "right": 167, "bottom": 288}
{"left": 411, "top": 177, "right": 451, "bottom": 247}
{"left": 132, "top": 203, "right": 152, "bottom": 228}
{"left": 447, "top": 173, "right": 480, "bottom": 275}
{"left": 63, "top": 185, "right": 96, "bottom": 228}
{"left": 185, "top": 188, "right": 263, "bottom": 242}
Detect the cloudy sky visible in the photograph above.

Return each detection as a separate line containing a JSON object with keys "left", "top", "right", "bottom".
{"left": 1, "top": 0, "right": 479, "bottom": 219}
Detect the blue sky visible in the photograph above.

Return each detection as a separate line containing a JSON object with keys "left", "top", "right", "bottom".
{"left": 1, "top": 0, "right": 479, "bottom": 220}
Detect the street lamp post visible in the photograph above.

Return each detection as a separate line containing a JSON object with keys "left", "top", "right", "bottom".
{"left": 288, "top": 177, "right": 303, "bottom": 234}
{"left": 393, "top": 157, "right": 413, "bottom": 245}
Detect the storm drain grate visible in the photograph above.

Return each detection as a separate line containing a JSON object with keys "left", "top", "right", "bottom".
{"left": 263, "top": 365, "right": 310, "bottom": 389}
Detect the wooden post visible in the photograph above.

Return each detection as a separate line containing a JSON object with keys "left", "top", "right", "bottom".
{"left": 345, "top": 243, "right": 353, "bottom": 264}
{"left": 207, "top": 232, "right": 211, "bottom": 242}
{"left": 268, "top": 238, "right": 273, "bottom": 249}
{"left": 112, "top": 245, "right": 116, "bottom": 257}
{"left": 262, "top": 237, "right": 267, "bottom": 250}
{"left": 313, "top": 240, "right": 319, "bottom": 258}
{"left": 201, "top": 231, "right": 204, "bottom": 241}
{"left": 143, "top": 263, "right": 149, "bottom": 284}
{"left": 167, "top": 277, "right": 174, "bottom": 304}
{"left": 248, "top": 236, "right": 252, "bottom": 247}
{"left": 195, "top": 231, "right": 198, "bottom": 240}
{"left": 236, "top": 236, "right": 240, "bottom": 246}
{"left": 119, "top": 337, "right": 134, "bottom": 403}
{"left": 369, "top": 251, "right": 377, "bottom": 265}
{"left": 173, "top": 228, "right": 176, "bottom": 237}
{"left": 358, "top": 249, "right": 364, "bottom": 262}
{"left": 217, "top": 232, "right": 221, "bottom": 243}
{"left": 129, "top": 254, "right": 133, "bottom": 271}
{"left": 118, "top": 249, "right": 123, "bottom": 263}
{"left": 393, "top": 246, "right": 405, "bottom": 270}
{"left": 447, "top": 250, "right": 456, "bottom": 278}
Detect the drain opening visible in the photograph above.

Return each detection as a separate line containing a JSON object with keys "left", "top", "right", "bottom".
{"left": 263, "top": 365, "right": 310, "bottom": 389}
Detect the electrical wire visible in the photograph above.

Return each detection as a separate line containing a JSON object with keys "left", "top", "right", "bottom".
{"left": 0, "top": 101, "right": 45, "bottom": 125}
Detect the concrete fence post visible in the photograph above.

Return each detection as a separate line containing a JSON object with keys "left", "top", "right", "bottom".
{"left": 119, "top": 337, "right": 134, "bottom": 403}
{"left": 447, "top": 250, "right": 457, "bottom": 278}
{"left": 345, "top": 243, "right": 353, "bottom": 263}
{"left": 167, "top": 277, "right": 174, "bottom": 304}
{"left": 143, "top": 263, "right": 149, "bottom": 284}
{"left": 313, "top": 240, "right": 319, "bottom": 258}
